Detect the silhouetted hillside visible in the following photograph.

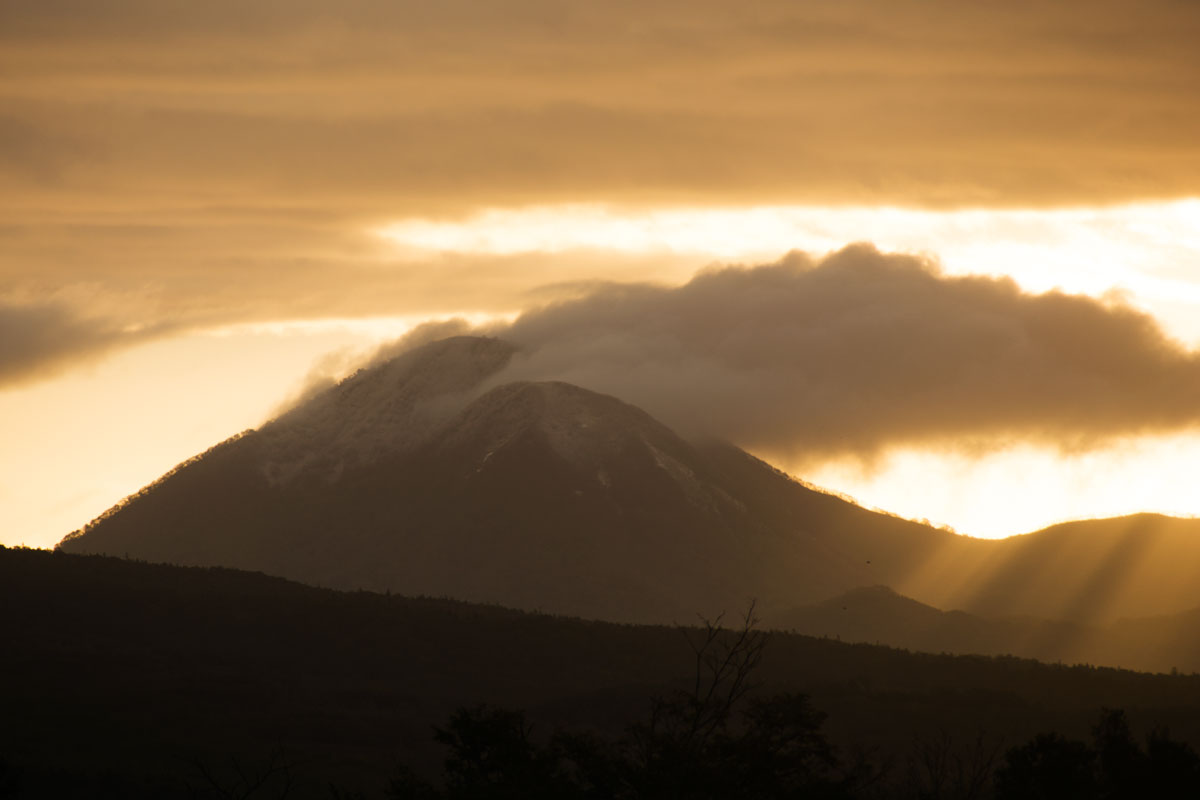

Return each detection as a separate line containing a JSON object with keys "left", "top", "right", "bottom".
{"left": 6, "top": 547, "right": 1200, "bottom": 797}
{"left": 780, "top": 584, "right": 1030, "bottom": 654}
{"left": 958, "top": 514, "right": 1200, "bottom": 623}
{"left": 778, "top": 585, "right": 1200, "bottom": 674}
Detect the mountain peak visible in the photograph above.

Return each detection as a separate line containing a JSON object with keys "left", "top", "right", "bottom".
{"left": 257, "top": 335, "right": 516, "bottom": 483}
{"left": 440, "top": 380, "right": 675, "bottom": 464}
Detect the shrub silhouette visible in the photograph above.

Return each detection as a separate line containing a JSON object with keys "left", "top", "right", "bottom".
{"left": 994, "top": 708, "right": 1200, "bottom": 799}
{"left": 1143, "top": 727, "right": 1200, "bottom": 797}
{"left": 433, "top": 706, "right": 575, "bottom": 800}
{"left": 0, "top": 756, "right": 19, "bottom": 800}
{"left": 994, "top": 733, "right": 1097, "bottom": 799}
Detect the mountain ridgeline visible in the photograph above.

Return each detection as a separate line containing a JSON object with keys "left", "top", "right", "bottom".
{"left": 60, "top": 335, "right": 1200, "bottom": 641}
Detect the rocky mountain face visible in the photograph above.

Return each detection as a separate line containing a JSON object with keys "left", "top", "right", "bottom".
{"left": 60, "top": 336, "right": 1200, "bottom": 629}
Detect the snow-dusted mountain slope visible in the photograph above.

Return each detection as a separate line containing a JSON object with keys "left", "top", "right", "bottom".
{"left": 60, "top": 336, "right": 1200, "bottom": 627}
{"left": 257, "top": 335, "right": 516, "bottom": 484}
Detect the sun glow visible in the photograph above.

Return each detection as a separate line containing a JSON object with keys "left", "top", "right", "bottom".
{"left": 787, "top": 435, "right": 1200, "bottom": 540}
{"left": 378, "top": 198, "right": 1200, "bottom": 344}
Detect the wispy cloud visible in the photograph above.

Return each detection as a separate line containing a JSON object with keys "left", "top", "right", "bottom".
{"left": 0, "top": 299, "right": 169, "bottom": 387}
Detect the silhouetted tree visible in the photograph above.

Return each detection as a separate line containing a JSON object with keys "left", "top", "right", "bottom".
{"left": 1143, "top": 727, "right": 1200, "bottom": 797}
{"left": 994, "top": 733, "right": 1097, "bottom": 799}
{"left": 386, "top": 765, "right": 441, "bottom": 800}
{"left": 620, "top": 604, "right": 769, "bottom": 797}
{"left": 903, "top": 730, "right": 1001, "bottom": 800}
{"left": 387, "top": 706, "right": 579, "bottom": 800}
{"left": 567, "top": 685, "right": 864, "bottom": 799}
{"left": 716, "top": 693, "right": 849, "bottom": 799}
{"left": 183, "top": 748, "right": 299, "bottom": 800}
{"left": 435, "top": 706, "right": 577, "bottom": 800}
{"left": 0, "top": 756, "right": 19, "bottom": 800}
{"left": 1092, "top": 708, "right": 1146, "bottom": 799}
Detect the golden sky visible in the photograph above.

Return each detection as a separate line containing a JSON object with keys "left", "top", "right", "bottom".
{"left": 4, "top": 0, "right": 1200, "bottom": 547}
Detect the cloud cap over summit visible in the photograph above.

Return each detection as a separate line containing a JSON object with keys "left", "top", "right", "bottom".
{"left": 496, "top": 245, "right": 1200, "bottom": 460}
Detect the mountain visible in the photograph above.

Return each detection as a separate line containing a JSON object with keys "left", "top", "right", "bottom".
{"left": 60, "top": 335, "right": 1200, "bottom": 629}
{"left": 58, "top": 336, "right": 973, "bottom": 622}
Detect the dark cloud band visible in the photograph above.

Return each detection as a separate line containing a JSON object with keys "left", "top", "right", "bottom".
{"left": 0, "top": 300, "right": 165, "bottom": 387}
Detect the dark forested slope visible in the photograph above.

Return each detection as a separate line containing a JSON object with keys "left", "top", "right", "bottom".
{"left": 7, "top": 546, "right": 1200, "bottom": 797}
